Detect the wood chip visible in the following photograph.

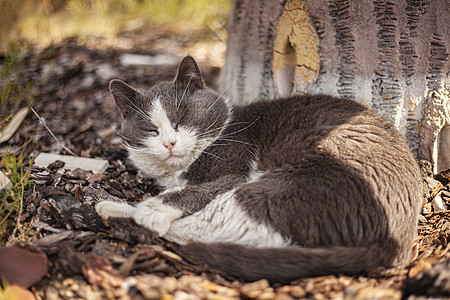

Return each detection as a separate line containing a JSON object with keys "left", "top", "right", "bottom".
{"left": 34, "top": 153, "right": 109, "bottom": 173}
{"left": 81, "top": 254, "right": 124, "bottom": 289}
{"left": 0, "top": 107, "right": 29, "bottom": 144}
{"left": 409, "top": 257, "right": 437, "bottom": 278}
{"left": 345, "top": 285, "right": 401, "bottom": 300}
{"left": 160, "top": 250, "right": 183, "bottom": 262}
{"left": 432, "top": 192, "right": 447, "bottom": 212}
{"left": 240, "top": 279, "right": 270, "bottom": 298}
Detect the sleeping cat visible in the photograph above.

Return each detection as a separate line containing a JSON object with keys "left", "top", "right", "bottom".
{"left": 96, "top": 55, "right": 422, "bottom": 283}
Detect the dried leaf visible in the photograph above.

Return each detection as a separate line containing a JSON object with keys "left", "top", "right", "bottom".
{"left": 349, "top": 286, "right": 401, "bottom": 300}
{"left": 0, "top": 246, "right": 47, "bottom": 288}
{"left": 240, "top": 279, "right": 270, "bottom": 298}
{"left": 409, "top": 257, "right": 437, "bottom": 278}
{"left": 2, "top": 284, "right": 36, "bottom": 300}
{"left": 0, "top": 107, "right": 29, "bottom": 144}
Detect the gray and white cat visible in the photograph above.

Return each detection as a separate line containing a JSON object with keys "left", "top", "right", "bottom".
{"left": 96, "top": 56, "right": 422, "bottom": 283}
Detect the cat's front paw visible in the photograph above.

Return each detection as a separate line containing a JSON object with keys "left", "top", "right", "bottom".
{"left": 133, "top": 198, "right": 183, "bottom": 236}
{"left": 96, "top": 201, "right": 136, "bottom": 219}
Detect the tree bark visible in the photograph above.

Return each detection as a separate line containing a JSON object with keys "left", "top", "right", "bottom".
{"left": 220, "top": 0, "right": 450, "bottom": 173}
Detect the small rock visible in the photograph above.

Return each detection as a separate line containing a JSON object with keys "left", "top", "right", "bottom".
{"left": 422, "top": 202, "right": 433, "bottom": 214}
{"left": 34, "top": 153, "right": 109, "bottom": 174}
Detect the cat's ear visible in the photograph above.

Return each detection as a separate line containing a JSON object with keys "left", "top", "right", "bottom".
{"left": 174, "top": 55, "right": 204, "bottom": 90}
{"left": 109, "top": 79, "right": 142, "bottom": 117}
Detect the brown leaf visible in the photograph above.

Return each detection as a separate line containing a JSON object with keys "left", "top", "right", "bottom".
{"left": 81, "top": 253, "right": 124, "bottom": 289}
{"left": 0, "top": 246, "right": 47, "bottom": 288}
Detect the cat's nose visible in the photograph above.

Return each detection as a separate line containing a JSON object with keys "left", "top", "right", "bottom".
{"left": 163, "top": 141, "right": 176, "bottom": 151}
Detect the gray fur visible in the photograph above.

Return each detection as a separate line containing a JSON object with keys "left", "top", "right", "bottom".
{"left": 109, "top": 55, "right": 422, "bottom": 283}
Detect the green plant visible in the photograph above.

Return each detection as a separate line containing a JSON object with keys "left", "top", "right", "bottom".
{"left": 0, "top": 153, "right": 32, "bottom": 240}
{"left": 0, "top": 42, "right": 34, "bottom": 108}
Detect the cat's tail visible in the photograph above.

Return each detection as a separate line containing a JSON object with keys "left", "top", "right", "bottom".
{"left": 181, "top": 242, "right": 401, "bottom": 283}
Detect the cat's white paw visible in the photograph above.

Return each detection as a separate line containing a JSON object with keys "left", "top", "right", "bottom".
{"left": 132, "top": 198, "right": 183, "bottom": 236}
{"left": 96, "top": 201, "right": 136, "bottom": 218}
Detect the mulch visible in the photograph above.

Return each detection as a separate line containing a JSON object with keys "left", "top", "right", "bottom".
{"left": 1, "top": 34, "right": 450, "bottom": 299}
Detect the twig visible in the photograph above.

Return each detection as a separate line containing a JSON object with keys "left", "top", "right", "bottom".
{"left": 30, "top": 107, "right": 78, "bottom": 157}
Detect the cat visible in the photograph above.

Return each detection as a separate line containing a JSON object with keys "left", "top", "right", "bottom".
{"left": 96, "top": 55, "right": 423, "bottom": 283}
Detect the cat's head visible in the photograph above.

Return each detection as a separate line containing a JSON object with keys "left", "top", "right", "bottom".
{"left": 110, "top": 55, "right": 231, "bottom": 180}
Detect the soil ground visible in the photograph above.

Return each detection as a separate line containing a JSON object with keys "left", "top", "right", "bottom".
{"left": 1, "top": 30, "right": 450, "bottom": 299}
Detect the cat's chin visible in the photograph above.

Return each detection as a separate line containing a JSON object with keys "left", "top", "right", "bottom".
{"left": 164, "top": 154, "right": 189, "bottom": 166}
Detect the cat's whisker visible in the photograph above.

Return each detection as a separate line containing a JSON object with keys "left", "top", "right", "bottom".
{"left": 203, "top": 115, "right": 220, "bottom": 134}
{"left": 123, "top": 141, "right": 151, "bottom": 153}
{"left": 193, "top": 149, "right": 224, "bottom": 160}
{"left": 203, "top": 114, "right": 221, "bottom": 134}
{"left": 207, "top": 81, "right": 232, "bottom": 112}
{"left": 208, "top": 143, "right": 230, "bottom": 147}
{"left": 214, "top": 138, "right": 252, "bottom": 145}
{"left": 175, "top": 83, "right": 179, "bottom": 111}
{"left": 198, "top": 121, "right": 253, "bottom": 137}
{"left": 213, "top": 118, "right": 259, "bottom": 139}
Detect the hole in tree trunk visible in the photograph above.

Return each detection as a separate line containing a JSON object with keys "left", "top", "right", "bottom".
{"left": 437, "top": 123, "right": 450, "bottom": 172}
{"left": 273, "top": 41, "right": 296, "bottom": 97}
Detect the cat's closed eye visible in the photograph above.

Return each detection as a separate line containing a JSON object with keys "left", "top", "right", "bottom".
{"left": 139, "top": 123, "right": 159, "bottom": 136}
{"left": 148, "top": 129, "right": 159, "bottom": 137}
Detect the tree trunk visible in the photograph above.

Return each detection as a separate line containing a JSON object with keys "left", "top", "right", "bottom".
{"left": 220, "top": 0, "right": 450, "bottom": 173}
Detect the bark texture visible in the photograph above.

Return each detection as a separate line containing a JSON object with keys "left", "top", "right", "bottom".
{"left": 220, "top": 0, "right": 450, "bottom": 172}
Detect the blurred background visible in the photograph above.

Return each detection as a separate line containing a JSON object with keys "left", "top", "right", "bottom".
{"left": 0, "top": 0, "right": 231, "bottom": 66}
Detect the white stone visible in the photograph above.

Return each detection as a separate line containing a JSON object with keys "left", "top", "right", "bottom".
{"left": 119, "top": 54, "right": 179, "bottom": 66}
{"left": 34, "top": 153, "right": 109, "bottom": 174}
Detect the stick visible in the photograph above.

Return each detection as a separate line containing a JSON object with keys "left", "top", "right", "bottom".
{"left": 30, "top": 107, "right": 78, "bottom": 157}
